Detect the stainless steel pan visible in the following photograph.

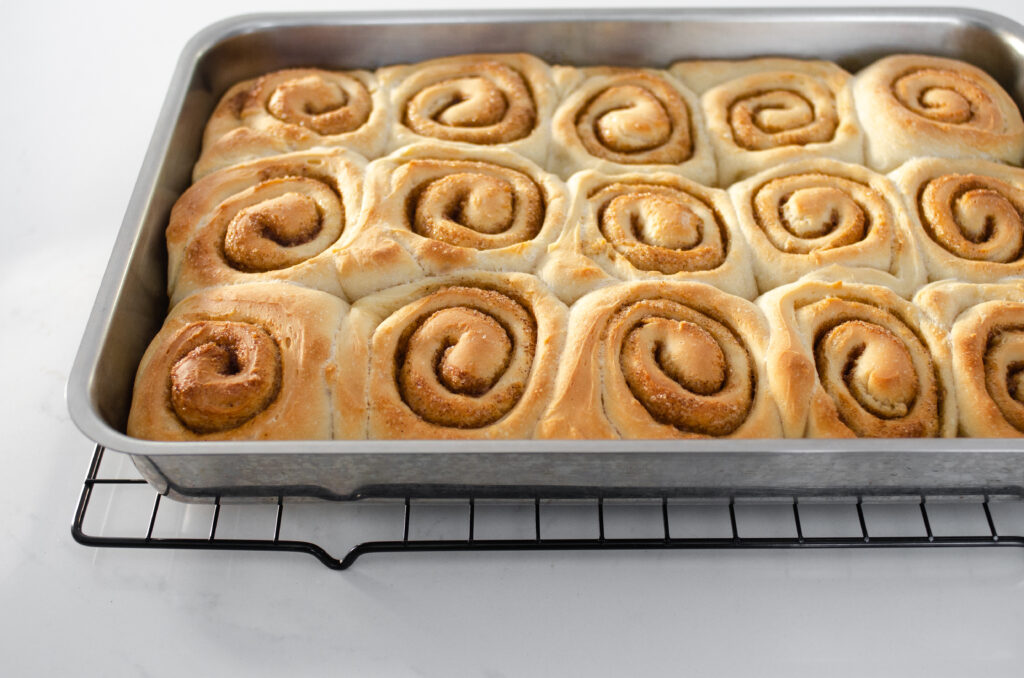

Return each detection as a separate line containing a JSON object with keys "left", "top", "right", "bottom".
{"left": 67, "top": 8, "right": 1024, "bottom": 501}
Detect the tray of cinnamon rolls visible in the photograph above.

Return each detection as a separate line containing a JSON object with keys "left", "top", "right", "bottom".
{"left": 68, "top": 9, "right": 1024, "bottom": 500}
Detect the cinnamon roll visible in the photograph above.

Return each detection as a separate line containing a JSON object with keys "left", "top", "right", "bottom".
{"left": 338, "top": 142, "right": 569, "bottom": 300}
{"left": 758, "top": 270, "right": 955, "bottom": 438}
{"left": 127, "top": 283, "right": 357, "bottom": 441}
{"left": 728, "top": 158, "right": 924, "bottom": 295}
{"left": 167, "top": 150, "right": 366, "bottom": 306}
{"left": 379, "top": 53, "right": 559, "bottom": 165}
{"left": 889, "top": 157, "right": 1024, "bottom": 283}
{"left": 852, "top": 54, "right": 1024, "bottom": 172}
{"left": 915, "top": 280, "right": 1024, "bottom": 437}
{"left": 537, "top": 170, "right": 756, "bottom": 304}
{"left": 671, "top": 58, "right": 863, "bottom": 186}
{"left": 549, "top": 68, "right": 715, "bottom": 184}
{"left": 351, "top": 272, "right": 567, "bottom": 439}
{"left": 538, "top": 281, "right": 781, "bottom": 439}
{"left": 193, "top": 68, "right": 387, "bottom": 180}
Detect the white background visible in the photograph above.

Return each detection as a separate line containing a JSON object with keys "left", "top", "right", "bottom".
{"left": 4, "top": 1, "right": 1024, "bottom": 675}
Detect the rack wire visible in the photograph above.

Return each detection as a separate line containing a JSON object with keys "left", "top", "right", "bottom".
{"left": 73, "top": 445, "right": 1024, "bottom": 569}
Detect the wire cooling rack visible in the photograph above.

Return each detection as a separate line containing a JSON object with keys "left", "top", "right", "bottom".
{"left": 73, "top": 445, "right": 1024, "bottom": 569}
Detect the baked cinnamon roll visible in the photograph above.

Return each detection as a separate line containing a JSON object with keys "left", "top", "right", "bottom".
{"left": 729, "top": 158, "right": 924, "bottom": 295}
{"left": 672, "top": 58, "right": 863, "bottom": 185}
{"left": 759, "top": 270, "right": 955, "bottom": 438}
{"left": 549, "top": 68, "right": 715, "bottom": 183}
{"left": 889, "top": 157, "right": 1024, "bottom": 283}
{"left": 537, "top": 170, "right": 756, "bottom": 303}
{"left": 127, "top": 283, "right": 357, "bottom": 440}
{"left": 916, "top": 280, "right": 1024, "bottom": 437}
{"left": 338, "top": 142, "right": 569, "bottom": 300}
{"left": 852, "top": 54, "right": 1024, "bottom": 172}
{"left": 379, "top": 53, "right": 559, "bottom": 165}
{"left": 193, "top": 68, "right": 387, "bottom": 180}
{"left": 538, "top": 281, "right": 781, "bottom": 439}
{"left": 351, "top": 272, "right": 567, "bottom": 439}
{"left": 167, "top": 150, "right": 366, "bottom": 306}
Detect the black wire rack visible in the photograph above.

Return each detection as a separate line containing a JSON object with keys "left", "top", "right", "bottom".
{"left": 72, "top": 445, "right": 1024, "bottom": 569}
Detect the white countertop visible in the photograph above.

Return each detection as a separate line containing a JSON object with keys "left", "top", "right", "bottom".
{"left": 5, "top": 1, "right": 1024, "bottom": 675}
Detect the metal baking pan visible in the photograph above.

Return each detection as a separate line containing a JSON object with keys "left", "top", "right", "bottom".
{"left": 67, "top": 8, "right": 1024, "bottom": 502}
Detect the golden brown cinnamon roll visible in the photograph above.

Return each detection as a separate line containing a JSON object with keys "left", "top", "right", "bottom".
{"left": 852, "top": 55, "right": 1024, "bottom": 172}
{"left": 338, "top": 142, "right": 569, "bottom": 300}
{"left": 549, "top": 68, "right": 715, "bottom": 183}
{"left": 538, "top": 281, "right": 781, "bottom": 439}
{"left": 672, "top": 59, "right": 863, "bottom": 185}
{"left": 127, "top": 283, "right": 358, "bottom": 441}
{"left": 350, "top": 272, "right": 566, "bottom": 439}
{"left": 889, "top": 157, "right": 1024, "bottom": 283}
{"left": 379, "top": 53, "right": 559, "bottom": 165}
{"left": 915, "top": 280, "right": 1024, "bottom": 437}
{"left": 728, "top": 158, "right": 924, "bottom": 295}
{"left": 167, "top": 150, "right": 366, "bottom": 306}
{"left": 759, "top": 270, "right": 955, "bottom": 438}
{"left": 193, "top": 68, "right": 387, "bottom": 180}
{"left": 537, "top": 170, "right": 756, "bottom": 304}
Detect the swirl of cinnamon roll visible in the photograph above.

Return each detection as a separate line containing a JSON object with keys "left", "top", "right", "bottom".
{"left": 725, "top": 74, "right": 838, "bottom": 151}
{"left": 403, "top": 61, "right": 534, "bottom": 144}
{"left": 409, "top": 162, "right": 544, "bottom": 250}
{"left": 730, "top": 159, "right": 922, "bottom": 294}
{"left": 127, "top": 283, "right": 348, "bottom": 441}
{"left": 194, "top": 68, "right": 384, "bottom": 179}
{"left": 614, "top": 299, "right": 754, "bottom": 435}
{"left": 550, "top": 68, "right": 716, "bottom": 183}
{"left": 537, "top": 281, "right": 781, "bottom": 439}
{"left": 918, "top": 173, "right": 1024, "bottom": 262}
{"left": 979, "top": 323, "right": 1024, "bottom": 433}
{"left": 670, "top": 59, "right": 862, "bottom": 185}
{"left": 396, "top": 288, "right": 535, "bottom": 428}
{"left": 262, "top": 70, "right": 373, "bottom": 136}
{"left": 890, "top": 158, "right": 1024, "bottom": 283}
{"left": 219, "top": 176, "right": 343, "bottom": 272}
{"left": 573, "top": 72, "right": 693, "bottom": 165}
{"left": 381, "top": 54, "right": 557, "bottom": 164}
{"left": 916, "top": 280, "right": 1024, "bottom": 437}
{"left": 853, "top": 55, "right": 1024, "bottom": 172}
{"left": 807, "top": 304, "right": 939, "bottom": 437}
{"left": 891, "top": 68, "right": 999, "bottom": 128}
{"left": 591, "top": 181, "right": 726, "bottom": 274}
{"left": 760, "top": 274, "right": 955, "bottom": 438}
{"left": 362, "top": 273, "right": 567, "bottom": 439}
{"left": 167, "top": 321, "right": 282, "bottom": 434}
{"left": 168, "top": 150, "right": 365, "bottom": 305}
{"left": 752, "top": 173, "right": 886, "bottom": 255}
{"left": 340, "top": 144, "right": 569, "bottom": 300}
{"left": 537, "top": 171, "right": 755, "bottom": 305}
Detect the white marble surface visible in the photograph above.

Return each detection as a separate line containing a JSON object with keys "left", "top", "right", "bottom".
{"left": 4, "top": 0, "right": 1024, "bottom": 675}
